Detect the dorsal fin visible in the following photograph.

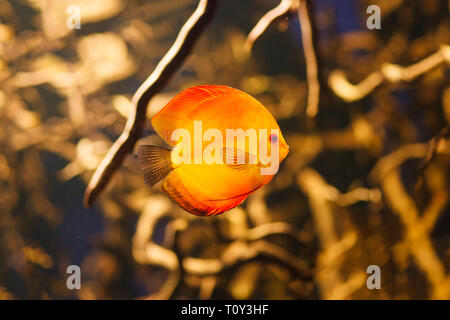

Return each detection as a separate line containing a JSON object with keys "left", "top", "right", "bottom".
{"left": 138, "top": 145, "right": 172, "bottom": 187}
{"left": 151, "top": 85, "right": 241, "bottom": 146}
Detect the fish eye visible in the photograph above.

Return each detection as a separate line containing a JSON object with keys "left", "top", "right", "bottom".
{"left": 269, "top": 133, "right": 278, "bottom": 144}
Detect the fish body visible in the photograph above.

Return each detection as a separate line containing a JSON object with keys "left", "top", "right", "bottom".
{"left": 138, "top": 85, "right": 289, "bottom": 216}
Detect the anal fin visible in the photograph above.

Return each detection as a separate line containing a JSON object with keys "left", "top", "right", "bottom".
{"left": 162, "top": 172, "right": 249, "bottom": 216}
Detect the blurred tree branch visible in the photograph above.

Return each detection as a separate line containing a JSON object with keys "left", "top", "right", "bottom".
{"left": 364, "top": 123, "right": 450, "bottom": 298}
{"left": 415, "top": 125, "right": 450, "bottom": 189}
{"left": 245, "top": 0, "right": 322, "bottom": 117}
{"left": 382, "top": 168, "right": 450, "bottom": 299}
{"left": 84, "top": 0, "right": 218, "bottom": 207}
{"left": 297, "top": 0, "right": 321, "bottom": 118}
{"left": 297, "top": 168, "right": 366, "bottom": 299}
{"left": 133, "top": 196, "right": 312, "bottom": 299}
{"left": 329, "top": 44, "right": 450, "bottom": 102}
{"left": 370, "top": 138, "right": 450, "bottom": 183}
{"left": 244, "top": 0, "right": 297, "bottom": 52}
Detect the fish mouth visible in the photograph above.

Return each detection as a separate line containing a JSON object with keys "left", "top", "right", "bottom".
{"left": 279, "top": 143, "right": 290, "bottom": 161}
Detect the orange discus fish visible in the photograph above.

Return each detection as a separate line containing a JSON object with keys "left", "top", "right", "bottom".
{"left": 138, "top": 85, "right": 289, "bottom": 216}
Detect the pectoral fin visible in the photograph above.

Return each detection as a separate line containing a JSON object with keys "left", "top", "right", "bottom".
{"left": 222, "top": 148, "right": 258, "bottom": 172}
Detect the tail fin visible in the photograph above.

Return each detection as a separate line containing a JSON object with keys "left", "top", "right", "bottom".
{"left": 138, "top": 145, "right": 172, "bottom": 187}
